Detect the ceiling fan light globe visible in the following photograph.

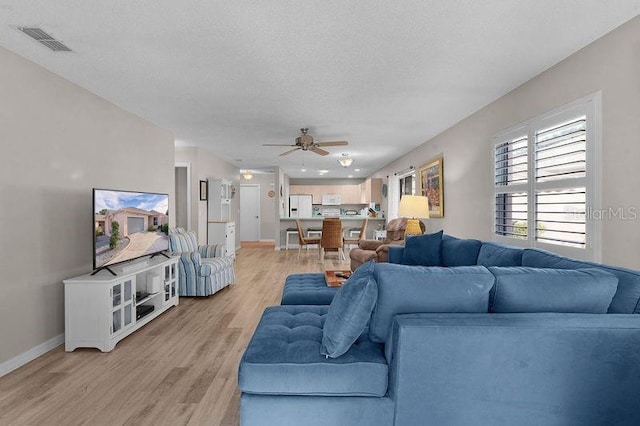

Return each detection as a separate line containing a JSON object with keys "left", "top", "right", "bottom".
{"left": 338, "top": 157, "right": 354, "bottom": 167}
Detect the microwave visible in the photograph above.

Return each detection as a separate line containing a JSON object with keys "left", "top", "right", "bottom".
{"left": 321, "top": 194, "right": 341, "bottom": 205}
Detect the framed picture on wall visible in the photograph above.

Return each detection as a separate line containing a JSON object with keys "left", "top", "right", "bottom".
{"left": 199, "top": 180, "right": 208, "bottom": 201}
{"left": 419, "top": 156, "right": 444, "bottom": 217}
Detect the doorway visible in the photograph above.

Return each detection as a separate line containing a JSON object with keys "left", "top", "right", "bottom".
{"left": 240, "top": 184, "right": 260, "bottom": 241}
{"left": 174, "top": 163, "right": 191, "bottom": 231}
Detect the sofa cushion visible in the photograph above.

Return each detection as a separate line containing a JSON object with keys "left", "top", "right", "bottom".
{"left": 281, "top": 273, "right": 339, "bottom": 305}
{"left": 321, "top": 261, "right": 378, "bottom": 358}
{"left": 489, "top": 267, "right": 618, "bottom": 313}
{"left": 522, "top": 248, "right": 640, "bottom": 314}
{"left": 477, "top": 242, "right": 524, "bottom": 267}
{"left": 369, "top": 263, "right": 495, "bottom": 342}
{"left": 239, "top": 305, "right": 388, "bottom": 397}
{"left": 441, "top": 235, "right": 483, "bottom": 267}
{"left": 401, "top": 230, "right": 443, "bottom": 267}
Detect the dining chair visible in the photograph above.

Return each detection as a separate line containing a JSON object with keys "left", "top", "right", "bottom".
{"left": 295, "top": 219, "right": 322, "bottom": 259}
{"left": 343, "top": 218, "right": 368, "bottom": 249}
{"left": 320, "top": 218, "right": 345, "bottom": 261}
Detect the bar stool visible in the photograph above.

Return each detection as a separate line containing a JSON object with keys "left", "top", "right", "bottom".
{"left": 285, "top": 227, "right": 298, "bottom": 250}
{"left": 307, "top": 227, "right": 322, "bottom": 250}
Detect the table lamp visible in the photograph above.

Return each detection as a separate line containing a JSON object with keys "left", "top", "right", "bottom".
{"left": 397, "top": 195, "right": 430, "bottom": 235}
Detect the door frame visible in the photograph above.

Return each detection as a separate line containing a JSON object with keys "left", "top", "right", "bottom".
{"left": 240, "top": 184, "right": 261, "bottom": 241}
{"left": 174, "top": 162, "right": 192, "bottom": 231}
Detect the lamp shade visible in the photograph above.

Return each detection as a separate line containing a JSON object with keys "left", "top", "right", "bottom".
{"left": 397, "top": 195, "right": 430, "bottom": 219}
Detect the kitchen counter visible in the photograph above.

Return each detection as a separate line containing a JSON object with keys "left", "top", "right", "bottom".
{"left": 278, "top": 216, "right": 385, "bottom": 249}
{"left": 281, "top": 216, "right": 385, "bottom": 221}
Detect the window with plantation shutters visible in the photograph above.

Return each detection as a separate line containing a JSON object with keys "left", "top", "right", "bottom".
{"left": 494, "top": 132, "right": 528, "bottom": 238}
{"left": 492, "top": 93, "right": 601, "bottom": 261}
{"left": 534, "top": 117, "right": 587, "bottom": 248}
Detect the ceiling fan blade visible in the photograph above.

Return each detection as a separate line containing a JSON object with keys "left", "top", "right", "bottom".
{"left": 263, "top": 143, "right": 297, "bottom": 146}
{"left": 315, "top": 141, "right": 348, "bottom": 147}
{"left": 280, "top": 147, "right": 302, "bottom": 157}
{"left": 309, "top": 146, "right": 330, "bottom": 156}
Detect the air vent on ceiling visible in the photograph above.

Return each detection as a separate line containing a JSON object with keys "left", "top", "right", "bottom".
{"left": 18, "top": 27, "right": 72, "bottom": 52}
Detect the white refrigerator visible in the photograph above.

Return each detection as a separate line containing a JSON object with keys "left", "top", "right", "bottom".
{"left": 289, "top": 195, "right": 313, "bottom": 218}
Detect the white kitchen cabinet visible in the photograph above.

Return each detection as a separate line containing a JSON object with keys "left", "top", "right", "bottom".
{"left": 64, "top": 256, "right": 179, "bottom": 352}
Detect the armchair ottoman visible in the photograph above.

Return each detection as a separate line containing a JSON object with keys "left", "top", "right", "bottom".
{"left": 281, "top": 273, "right": 339, "bottom": 305}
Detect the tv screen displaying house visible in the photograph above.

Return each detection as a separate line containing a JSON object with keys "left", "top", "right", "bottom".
{"left": 93, "top": 189, "right": 169, "bottom": 269}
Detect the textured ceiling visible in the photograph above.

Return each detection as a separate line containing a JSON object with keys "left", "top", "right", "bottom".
{"left": 1, "top": 1, "right": 639, "bottom": 178}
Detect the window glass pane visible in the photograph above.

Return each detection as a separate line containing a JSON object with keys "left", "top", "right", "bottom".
{"left": 399, "top": 173, "right": 415, "bottom": 196}
{"left": 535, "top": 188, "right": 586, "bottom": 248}
{"left": 495, "top": 136, "right": 528, "bottom": 186}
{"left": 494, "top": 192, "right": 528, "bottom": 238}
{"left": 535, "top": 118, "right": 586, "bottom": 182}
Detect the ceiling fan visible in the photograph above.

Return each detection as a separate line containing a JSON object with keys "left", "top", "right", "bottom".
{"left": 263, "top": 128, "right": 348, "bottom": 156}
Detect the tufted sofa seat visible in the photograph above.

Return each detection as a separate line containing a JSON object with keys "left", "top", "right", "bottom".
{"left": 239, "top": 305, "right": 388, "bottom": 397}
{"left": 281, "top": 273, "right": 339, "bottom": 305}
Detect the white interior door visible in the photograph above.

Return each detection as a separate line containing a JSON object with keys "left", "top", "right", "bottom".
{"left": 240, "top": 185, "right": 260, "bottom": 241}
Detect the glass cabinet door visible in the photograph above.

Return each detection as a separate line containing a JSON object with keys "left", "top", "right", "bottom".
{"left": 111, "top": 279, "right": 135, "bottom": 335}
{"left": 170, "top": 264, "right": 176, "bottom": 298}
{"left": 163, "top": 262, "right": 177, "bottom": 304}
{"left": 112, "top": 283, "right": 121, "bottom": 307}
{"left": 112, "top": 283, "right": 122, "bottom": 334}
{"left": 164, "top": 265, "right": 171, "bottom": 301}
{"left": 123, "top": 279, "right": 133, "bottom": 327}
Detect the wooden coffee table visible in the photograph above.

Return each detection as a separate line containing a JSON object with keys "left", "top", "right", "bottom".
{"left": 324, "top": 270, "right": 352, "bottom": 287}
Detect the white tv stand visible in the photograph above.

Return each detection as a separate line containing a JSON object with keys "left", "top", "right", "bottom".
{"left": 63, "top": 256, "right": 179, "bottom": 352}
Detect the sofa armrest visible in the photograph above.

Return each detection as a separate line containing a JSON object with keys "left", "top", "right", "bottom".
{"left": 388, "top": 245, "right": 405, "bottom": 264}
{"left": 358, "top": 239, "right": 384, "bottom": 251}
{"left": 388, "top": 313, "right": 640, "bottom": 425}
{"left": 179, "top": 252, "right": 201, "bottom": 269}
{"left": 198, "top": 244, "right": 223, "bottom": 258}
{"left": 375, "top": 241, "right": 404, "bottom": 263}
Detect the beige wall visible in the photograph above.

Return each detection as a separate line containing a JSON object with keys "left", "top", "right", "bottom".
{"left": 373, "top": 15, "right": 640, "bottom": 269}
{"left": 0, "top": 45, "right": 175, "bottom": 365}
{"left": 175, "top": 147, "right": 240, "bottom": 247}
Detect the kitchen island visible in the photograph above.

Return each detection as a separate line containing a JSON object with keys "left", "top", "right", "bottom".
{"left": 278, "top": 216, "right": 386, "bottom": 250}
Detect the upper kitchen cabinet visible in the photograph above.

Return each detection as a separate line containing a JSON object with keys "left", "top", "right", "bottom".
{"left": 360, "top": 178, "right": 382, "bottom": 204}
{"left": 341, "top": 185, "right": 362, "bottom": 204}
{"left": 289, "top": 180, "right": 381, "bottom": 204}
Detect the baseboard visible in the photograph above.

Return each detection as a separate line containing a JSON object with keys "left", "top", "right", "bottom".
{"left": 259, "top": 239, "right": 275, "bottom": 243}
{"left": 0, "top": 333, "right": 64, "bottom": 377}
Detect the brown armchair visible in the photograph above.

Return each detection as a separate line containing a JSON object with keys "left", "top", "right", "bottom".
{"left": 349, "top": 217, "right": 425, "bottom": 271}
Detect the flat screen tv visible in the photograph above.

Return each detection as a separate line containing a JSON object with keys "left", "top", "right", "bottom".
{"left": 93, "top": 188, "right": 169, "bottom": 272}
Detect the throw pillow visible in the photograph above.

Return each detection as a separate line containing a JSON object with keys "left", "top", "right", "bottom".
{"left": 401, "top": 230, "right": 443, "bottom": 267}
{"left": 489, "top": 267, "right": 619, "bottom": 313}
{"left": 441, "top": 235, "right": 482, "bottom": 266}
{"left": 321, "top": 261, "right": 378, "bottom": 358}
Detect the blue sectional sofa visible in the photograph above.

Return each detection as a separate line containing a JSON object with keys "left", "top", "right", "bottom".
{"left": 238, "top": 234, "right": 640, "bottom": 426}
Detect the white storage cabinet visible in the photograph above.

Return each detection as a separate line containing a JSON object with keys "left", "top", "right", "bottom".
{"left": 208, "top": 178, "right": 232, "bottom": 221}
{"left": 64, "top": 256, "right": 179, "bottom": 352}
{"left": 208, "top": 221, "right": 236, "bottom": 258}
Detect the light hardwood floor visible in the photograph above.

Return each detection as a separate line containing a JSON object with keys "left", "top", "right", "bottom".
{"left": 0, "top": 247, "right": 350, "bottom": 425}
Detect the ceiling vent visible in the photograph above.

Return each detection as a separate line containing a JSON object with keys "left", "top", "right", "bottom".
{"left": 17, "top": 27, "right": 72, "bottom": 52}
